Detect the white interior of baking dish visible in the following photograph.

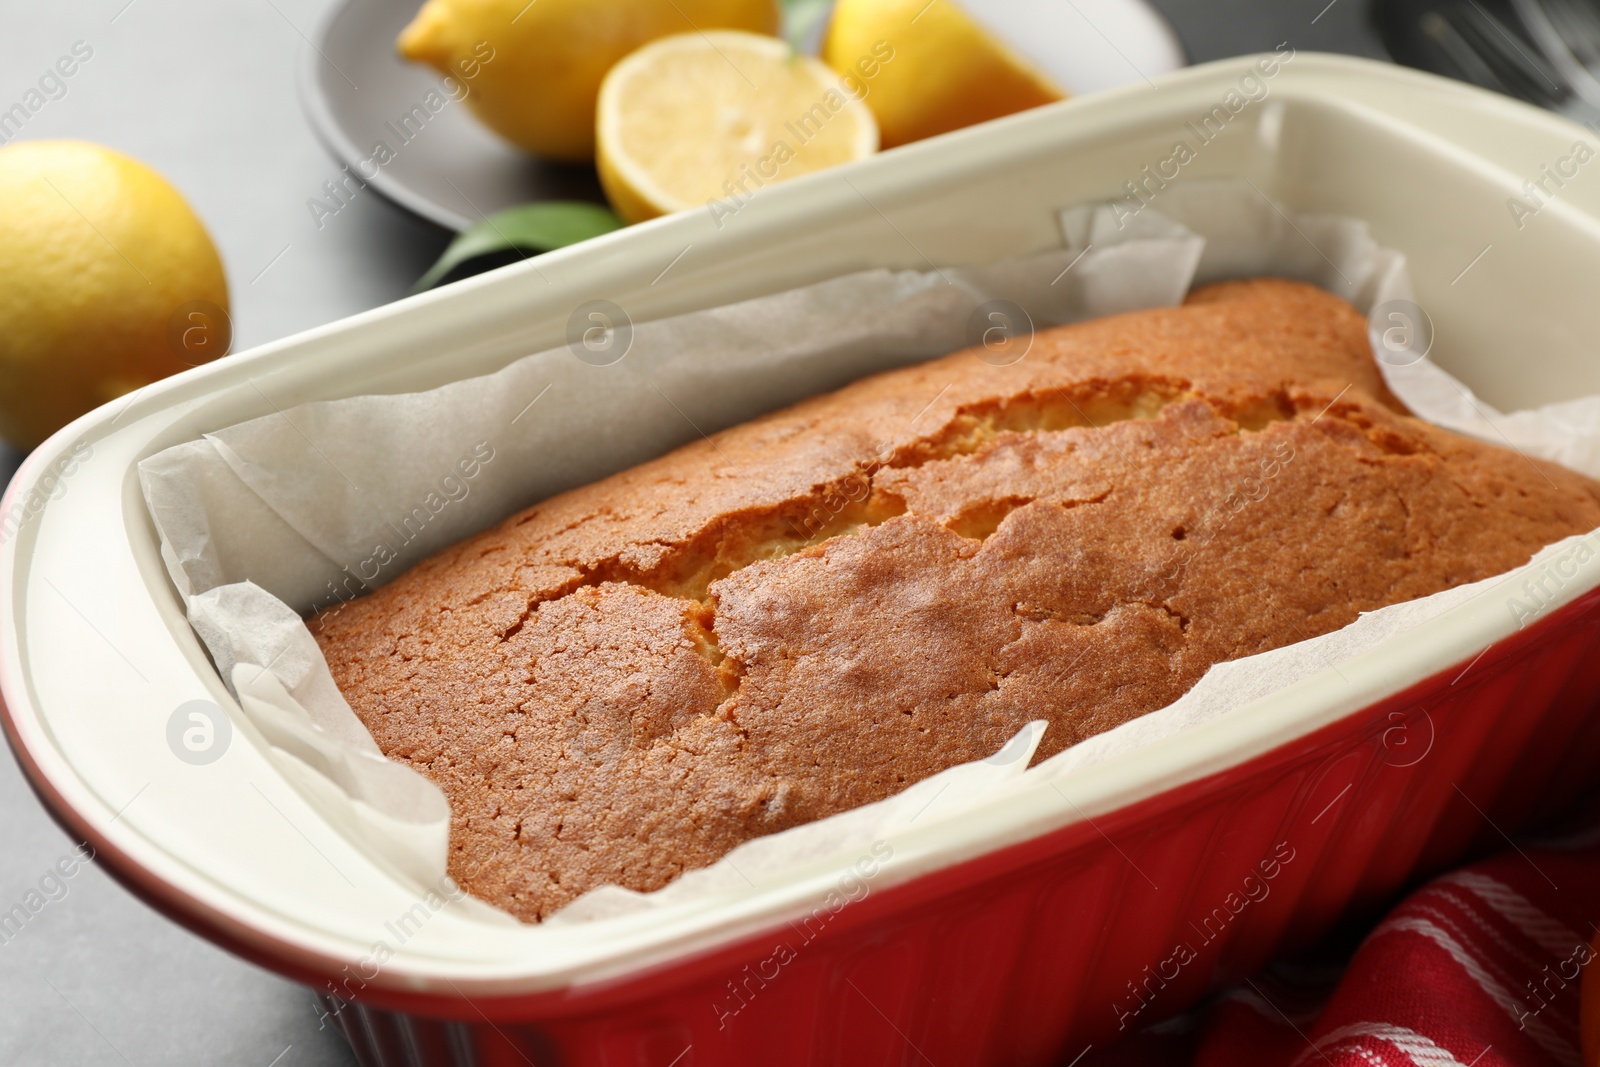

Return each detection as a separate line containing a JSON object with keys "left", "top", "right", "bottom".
{"left": 8, "top": 54, "right": 1600, "bottom": 995}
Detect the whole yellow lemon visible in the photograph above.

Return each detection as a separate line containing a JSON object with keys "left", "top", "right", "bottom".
{"left": 398, "top": 0, "right": 781, "bottom": 163}
{"left": 0, "top": 140, "right": 229, "bottom": 450}
{"left": 822, "top": 0, "right": 1064, "bottom": 149}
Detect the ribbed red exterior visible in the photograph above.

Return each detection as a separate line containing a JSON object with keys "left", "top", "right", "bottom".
{"left": 316, "top": 587, "right": 1600, "bottom": 1066}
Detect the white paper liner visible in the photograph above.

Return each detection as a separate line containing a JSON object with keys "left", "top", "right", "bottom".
{"left": 138, "top": 179, "right": 1600, "bottom": 926}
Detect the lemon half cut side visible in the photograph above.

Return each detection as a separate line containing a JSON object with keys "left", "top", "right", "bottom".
{"left": 597, "top": 31, "right": 879, "bottom": 225}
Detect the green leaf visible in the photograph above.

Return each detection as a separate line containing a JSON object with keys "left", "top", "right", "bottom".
{"left": 780, "top": 0, "right": 833, "bottom": 51}
{"left": 414, "top": 201, "right": 625, "bottom": 292}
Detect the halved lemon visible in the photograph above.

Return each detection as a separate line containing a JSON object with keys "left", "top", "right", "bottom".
{"left": 596, "top": 31, "right": 879, "bottom": 225}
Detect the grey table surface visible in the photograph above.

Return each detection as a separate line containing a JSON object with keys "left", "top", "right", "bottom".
{"left": 0, "top": 2, "right": 1385, "bottom": 1064}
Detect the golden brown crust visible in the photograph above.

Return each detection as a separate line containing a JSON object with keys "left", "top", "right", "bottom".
{"left": 312, "top": 279, "right": 1600, "bottom": 921}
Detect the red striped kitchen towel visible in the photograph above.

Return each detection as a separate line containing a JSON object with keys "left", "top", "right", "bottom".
{"left": 1091, "top": 815, "right": 1600, "bottom": 1067}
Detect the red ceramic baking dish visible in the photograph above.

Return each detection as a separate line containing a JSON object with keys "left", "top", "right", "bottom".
{"left": 8, "top": 54, "right": 1600, "bottom": 1066}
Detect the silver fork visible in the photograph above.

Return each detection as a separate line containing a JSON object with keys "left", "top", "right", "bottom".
{"left": 1422, "top": 2, "right": 1571, "bottom": 105}
{"left": 1532, "top": 0, "right": 1600, "bottom": 72}
{"left": 1510, "top": 0, "right": 1600, "bottom": 116}
{"left": 1416, "top": 0, "right": 1600, "bottom": 122}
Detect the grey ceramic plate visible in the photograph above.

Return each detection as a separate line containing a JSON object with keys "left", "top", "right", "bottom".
{"left": 298, "top": 0, "right": 1186, "bottom": 233}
